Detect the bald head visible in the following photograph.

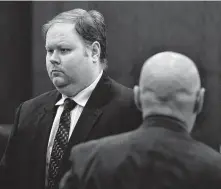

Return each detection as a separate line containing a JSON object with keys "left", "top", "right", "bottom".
{"left": 139, "top": 51, "right": 201, "bottom": 97}
{"left": 134, "top": 51, "right": 205, "bottom": 131}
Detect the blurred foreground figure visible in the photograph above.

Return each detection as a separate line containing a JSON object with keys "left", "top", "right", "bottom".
{"left": 60, "top": 51, "right": 221, "bottom": 189}
{"left": 0, "top": 8, "right": 141, "bottom": 189}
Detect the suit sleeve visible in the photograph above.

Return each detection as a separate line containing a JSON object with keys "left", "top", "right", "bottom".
{"left": 60, "top": 141, "right": 100, "bottom": 189}
{"left": 59, "top": 169, "right": 79, "bottom": 189}
{"left": 0, "top": 103, "right": 23, "bottom": 189}
{"left": 59, "top": 145, "right": 83, "bottom": 189}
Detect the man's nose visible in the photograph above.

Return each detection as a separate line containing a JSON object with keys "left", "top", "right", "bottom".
{"left": 50, "top": 51, "right": 60, "bottom": 65}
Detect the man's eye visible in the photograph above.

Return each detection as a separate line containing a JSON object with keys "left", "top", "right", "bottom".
{"left": 46, "top": 49, "right": 54, "bottom": 54}
{"left": 60, "top": 48, "right": 71, "bottom": 53}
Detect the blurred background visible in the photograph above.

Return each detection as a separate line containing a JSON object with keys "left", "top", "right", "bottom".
{"left": 1, "top": 1, "right": 221, "bottom": 157}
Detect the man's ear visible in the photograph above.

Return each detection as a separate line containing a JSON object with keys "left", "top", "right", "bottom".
{"left": 91, "top": 41, "right": 101, "bottom": 63}
{"left": 194, "top": 87, "right": 205, "bottom": 114}
{"left": 133, "top": 85, "right": 142, "bottom": 111}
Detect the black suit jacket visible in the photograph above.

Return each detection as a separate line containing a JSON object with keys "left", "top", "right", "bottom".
{"left": 0, "top": 73, "right": 142, "bottom": 189}
{"left": 61, "top": 115, "right": 221, "bottom": 189}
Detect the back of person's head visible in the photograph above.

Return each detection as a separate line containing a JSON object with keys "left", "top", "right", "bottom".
{"left": 134, "top": 51, "right": 205, "bottom": 132}
{"left": 42, "top": 8, "right": 107, "bottom": 68}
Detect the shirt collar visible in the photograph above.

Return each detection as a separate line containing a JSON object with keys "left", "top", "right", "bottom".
{"left": 143, "top": 115, "right": 188, "bottom": 133}
{"left": 56, "top": 70, "right": 103, "bottom": 107}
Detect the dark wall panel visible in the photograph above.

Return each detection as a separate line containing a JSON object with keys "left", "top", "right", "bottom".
{"left": 0, "top": 2, "right": 32, "bottom": 123}
{"left": 88, "top": 2, "right": 221, "bottom": 149}
{"left": 24, "top": 1, "right": 221, "bottom": 150}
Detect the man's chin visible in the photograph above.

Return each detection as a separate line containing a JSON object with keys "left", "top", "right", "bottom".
{"left": 52, "top": 78, "right": 67, "bottom": 88}
{"left": 52, "top": 80, "right": 79, "bottom": 97}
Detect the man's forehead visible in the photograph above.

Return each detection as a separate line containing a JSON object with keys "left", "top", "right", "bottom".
{"left": 45, "top": 23, "right": 76, "bottom": 47}
{"left": 46, "top": 23, "right": 75, "bottom": 37}
{"left": 45, "top": 35, "right": 69, "bottom": 46}
{"left": 48, "top": 22, "right": 75, "bottom": 31}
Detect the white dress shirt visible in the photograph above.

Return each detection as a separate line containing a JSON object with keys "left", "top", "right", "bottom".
{"left": 45, "top": 71, "right": 103, "bottom": 184}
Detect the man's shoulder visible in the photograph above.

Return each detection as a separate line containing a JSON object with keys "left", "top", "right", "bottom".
{"left": 72, "top": 130, "right": 133, "bottom": 155}
{"left": 70, "top": 131, "right": 136, "bottom": 174}
{"left": 15, "top": 90, "right": 60, "bottom": 117}
{"left": 22, "top": 89, "right": 59, "bottom": 107}
{"left": 163, "top": 134, "right": 221, "bottom": 176}
{"left": 191, "top": 139, "right": 221, "bottom": 166}
{"left": 188, "top": 141, "right": 221, "bottom": 183}
{"left": 105, "top": 76, "right": 136, "bottom": 108}
{"left": 109, "top": 77, "right": 133, "bottom": 96}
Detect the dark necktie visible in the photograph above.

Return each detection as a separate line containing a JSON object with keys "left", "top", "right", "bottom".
{"left": 47, "top": 98, "right": 77, "bottom": 189}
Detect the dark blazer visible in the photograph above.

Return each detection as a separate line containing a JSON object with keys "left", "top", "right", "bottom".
{"left": 61, "top": 115, "right": 221, "bottom": 189}
{"left": 0, "top": 73, "right": 142, "bottom": 189}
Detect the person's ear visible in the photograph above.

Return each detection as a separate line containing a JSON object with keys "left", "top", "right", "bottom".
{"left": 193, "top": 87, "right": 205, "bottom": 114}
{"left": 133, "top": 85, "right": 142, "bottom": 111}
{"left": 91, "top": 41, "right": 101, "bottom": 63}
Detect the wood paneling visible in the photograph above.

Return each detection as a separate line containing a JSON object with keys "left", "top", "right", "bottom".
{"left": 0, "top": 2, "right": 32, "bottom": 123}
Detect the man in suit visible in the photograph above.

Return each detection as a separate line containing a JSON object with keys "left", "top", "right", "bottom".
{"left": 0, "top": 9, "right": 141, "bottom": 189}
{"left": 60, "top": 51, "right": 221, "bottom": 189}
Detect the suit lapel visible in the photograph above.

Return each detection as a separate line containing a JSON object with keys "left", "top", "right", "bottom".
{"left": 67, "top": 72, "right": 112, "bottom": 147}
{"left": 30, "top": 90, "right": 61, "bottom": 185}
{"left": 59, "top": 73, "right": 113, "bottom": 179}
{"left": 30, "top": 74, "right": 113, "bottom": 183}
{"left": 34, "top": 90, "right": 61, "bottom": 147}
{"left": 34, "top": 94, "right": 59, "bottom": 147}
